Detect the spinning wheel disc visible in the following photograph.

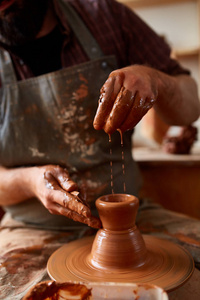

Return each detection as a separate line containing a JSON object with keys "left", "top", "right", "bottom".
{"left": 47, "top": 235, "right": 194, "bottom": 292}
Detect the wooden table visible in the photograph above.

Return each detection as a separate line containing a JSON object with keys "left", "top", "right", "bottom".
{"left": 133, "top": 146, "right": 200, "bottom": 219}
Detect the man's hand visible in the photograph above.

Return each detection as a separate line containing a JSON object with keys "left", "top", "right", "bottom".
{"left": 33, "top": 165, "right": 101, "bottom": 228}
{"left": 93, "top": 65, "right": 157, "bottom": 134}
{"left": 0, "top": 165, "right": 101, "bottom": 229}
{"left": 94, "top": 64, "right": 200, "bottom": 134}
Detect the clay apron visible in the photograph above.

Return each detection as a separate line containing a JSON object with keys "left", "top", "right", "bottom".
{"left": 0, "top": 1, "right": 142, "bottom": 227}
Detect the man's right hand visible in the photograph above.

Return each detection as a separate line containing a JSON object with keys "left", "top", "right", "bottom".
{"left": 34, "top": 165, "right": 101, "bottom": 228}
{"left": 0, "top": 165, "right": 102, "bottom": 228}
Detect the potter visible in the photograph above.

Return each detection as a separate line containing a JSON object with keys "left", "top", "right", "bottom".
{"left": 0, "top": 1, "right": 200, "bottom": 299}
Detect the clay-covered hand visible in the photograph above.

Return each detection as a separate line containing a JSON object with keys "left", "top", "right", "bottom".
{"left": 93, "top": 65, "right": 158, "bottom": 134}
{"left": 33, "top": 165, "right": 101, "bottom": 228}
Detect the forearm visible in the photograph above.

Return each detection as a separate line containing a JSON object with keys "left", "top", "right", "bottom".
{"left": 0, "top": 165, "right": 101, "bottom": 228}
{"left": 155, "top": 72, "right": 200, "bottom": 126}
{"left": 0, "top": 166, "right": 36, "bottom": 206}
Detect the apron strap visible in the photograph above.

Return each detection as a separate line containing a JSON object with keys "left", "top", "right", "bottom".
{"left": 58, "top": 0, "right": 104, "bottom": 60}
{"left": 0, "top": 48, "right": 17, "bottom": 85}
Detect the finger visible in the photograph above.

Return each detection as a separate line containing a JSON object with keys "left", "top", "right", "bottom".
{"left": 120, "top": 92, "right": 155, "bottom": 132}
{"left": 44, "top": 172, "right": 91, "bottom": 217}
{"left": 103, "top": 87, "right": 134, "bottom": 134}
{"left": 93, "top": 76, "right": 116, "bottom": 130}
{"left": 49, "top": 188, "right": 91, "bottom": 218}
{"left": 50, "top": 167, "right": 78, "bottom": 192}
{"left": 62, "top": 192, "right": 91, "bottom": 218}
{"left": 70, "top": 191, "right": 90, "bottom": 208}
{"left": 44, "top": 171, "right": 61, "bottom": 190}
{"left": 93, "top": 72, "right": 124, "bottom": 130}
{"left": 51, "top": 204, "right": 102, "bottom": 228}
{"left": 87, "top": 216, "right": 102, "bottom": 229}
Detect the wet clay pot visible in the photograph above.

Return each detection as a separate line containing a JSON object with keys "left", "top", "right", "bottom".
{"left": 88, "top": 194, "right": 147, "bottom": 271}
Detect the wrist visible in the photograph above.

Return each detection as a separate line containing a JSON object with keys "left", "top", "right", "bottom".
{"left": 12, "top": 166, "right": 39, "bottom": 200}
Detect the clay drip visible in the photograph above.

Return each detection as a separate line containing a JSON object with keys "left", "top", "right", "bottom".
{"left": 88, "top": 194, "right": 147, "bottom": 271}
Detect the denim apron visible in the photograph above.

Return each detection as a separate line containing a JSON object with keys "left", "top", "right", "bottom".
{"left": 0, "top": 0, "right": 142, "bottom": 228}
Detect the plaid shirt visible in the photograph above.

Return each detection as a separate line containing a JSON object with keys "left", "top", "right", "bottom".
{"left": 0, "top": 0, "right": 189, "bottom": 81}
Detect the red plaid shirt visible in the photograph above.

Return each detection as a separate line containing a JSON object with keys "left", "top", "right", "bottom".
{"left": 0, "top": 0, "right": 189, "bottom": 80}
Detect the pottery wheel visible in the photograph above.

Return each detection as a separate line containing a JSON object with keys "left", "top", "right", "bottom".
{"left": 47, "top": 235, "right": 194, "bottom": 292}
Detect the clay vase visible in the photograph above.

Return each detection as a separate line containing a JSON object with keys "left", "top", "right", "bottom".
{"left": 88, "top": 194, "right": 147, "bottom": 271}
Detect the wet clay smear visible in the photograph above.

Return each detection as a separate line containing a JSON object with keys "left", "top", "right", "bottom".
{"left": 23, "top": 281, "right": 92, "bottom": 300}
